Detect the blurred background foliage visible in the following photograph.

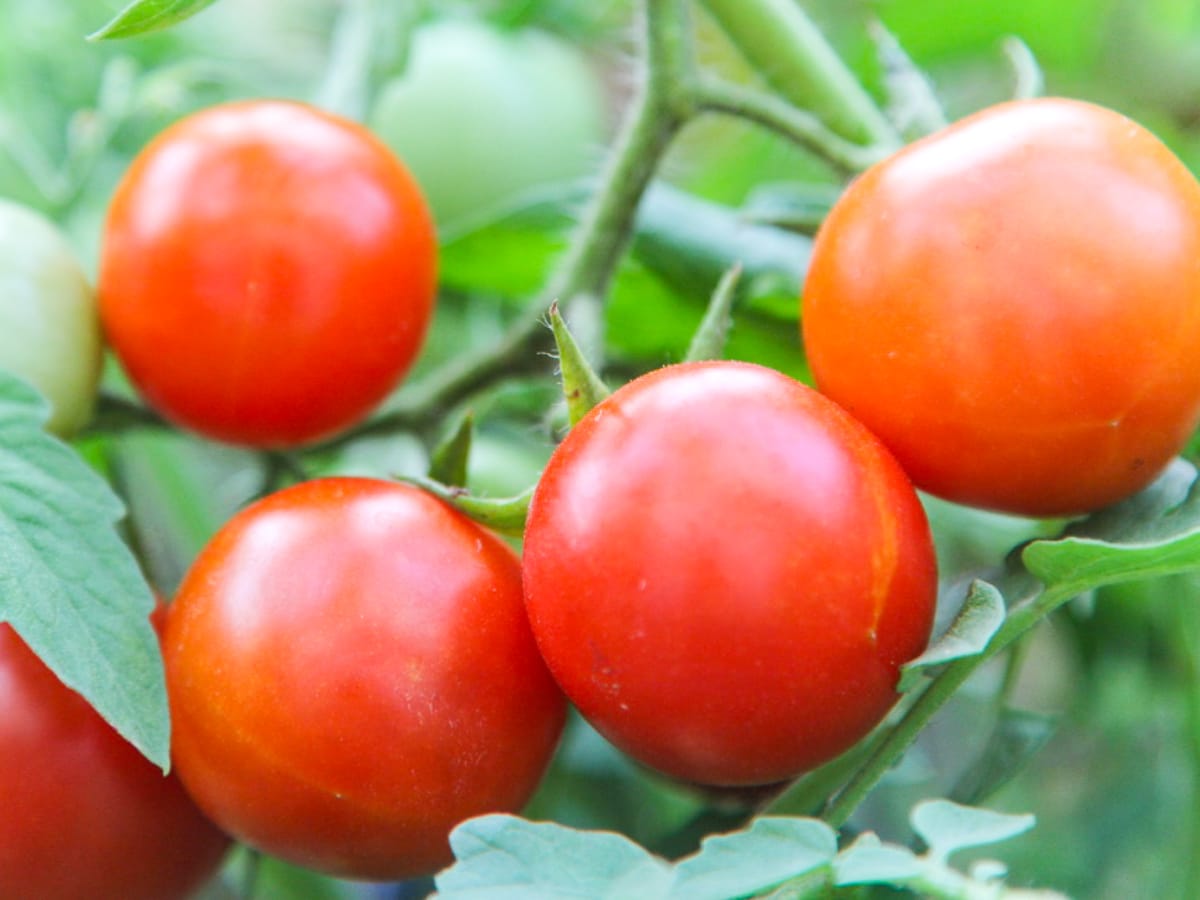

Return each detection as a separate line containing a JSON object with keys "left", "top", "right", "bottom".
{"left": 5, "top": 0, "right": 1200, "bottom": 897}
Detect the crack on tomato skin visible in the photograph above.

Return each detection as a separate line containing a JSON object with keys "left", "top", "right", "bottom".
{"left": 855, "top": 438, "right": 900, "bottom": 647}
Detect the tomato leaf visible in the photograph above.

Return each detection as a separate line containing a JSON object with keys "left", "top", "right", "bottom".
{"left": 741, "top": 181, "right": 841, "bottom": 233}
{"left": 910, "top": 799, "right": 1035, "bottom": 863}
{"left": 88, "top": 0, "right": 220, "bottom": 40}
{"left": 439, "top": 808, "right": 1056, "bottom": 899}
{"left": 0, "top": 372, "right": 167, "bottom": 769}
{"left": 435, "top": 814, "right": 674, "bottom": 899}
{"left": 833, "top": 833, "right": 924, "bottom": 885}
{"left": 1023, "top": 459, "right": 1200, "bottom": 593}
{"left": 667, "top": 817, "right": 836, "bottom": 899}
{"left": 898, "top": 579, "right": 1006, "bottom": 692}
{"left": 633, "top": 184, "right": 810, "bottom": 323}
{"left": 950, "top": 708, "right": 1058, "bottom": 806}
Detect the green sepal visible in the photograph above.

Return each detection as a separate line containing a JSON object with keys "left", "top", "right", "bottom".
{"left": 428, "top": 410, "right": 474, "bottom": 488}
{"left": 399, "top": 474, "right": 533, "bottom": 537}
{"left": 867, "top": 18, "right": 948, "bottom": 140}
{"left": 549, "top": 301, "right": 610, "bottom": 427}
{"left": 684, "top": 263, "right": 742, "bottom": 363}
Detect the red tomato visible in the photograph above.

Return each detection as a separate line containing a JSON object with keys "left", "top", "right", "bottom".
{"left": 522, "top": 361, "right": 937, "bottom": 786}
{"left": 99, "top": 100, "right": 437, "bottom": 448}
{"left": 0, "top": 619, "right": 229, "bottom": 900}
{"left": 164, "top": 478, "right": 565, "bottom": 880}
{"left": 802, "top": 97, "right": 1200, "bottom": 516}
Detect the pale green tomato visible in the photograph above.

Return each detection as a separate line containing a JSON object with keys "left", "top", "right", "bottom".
{"left": 369, "top": 18, "right": 606, "bottom": 227}
{"left": 0, "top": 199, "right": 102, "bottom": 436}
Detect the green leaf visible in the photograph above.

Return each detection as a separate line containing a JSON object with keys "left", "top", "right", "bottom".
{"left": 684, "top": 264, "right": 742, "bottom": 363}
{"left": 633, "top": 184, "right": 810, "bottom": 321}
{"left": 834, "top": 833, "right": 923, "bottom": 885}
{"left": 951, "top": 708, "right": 1058, "bottom": 806}
{"left": 667, "top": 817, "right": 836, "bottom": 899}
{"left": 0, "top": 373, "right": 167, "bottom": 768}
{"left": 898, "top": 580, "right": 1006, "bottom": 692}
{"left": 436, "top": 182, "right": 809, "bottom": 376}
{"left": 910, "top": 800, "right": 1035, "bottom": 863}
{"left": 428, "top": 411, "right": 474, "bottom": 488}
{"left": 741, "top": 182, "right": 841, "bottom": 233}
{"left": 439, "top": 184, "right": 581, "bottom": 298}
{"left": 89, "top": 0, "right": 220, "bottom": 40}
{"left": 1022, "top": 459, "right": 1200, "bottom": 593}
{"left": 549, "top": 301, "right": 611, "bottom": 427}
{"left": 399, "top": 476, "right": 533, "bottom": 537}
{"left": 435, "top": 814, "right": 674, "bottom": 899}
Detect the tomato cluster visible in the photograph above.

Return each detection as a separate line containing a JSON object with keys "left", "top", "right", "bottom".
{"left": 8, "top": 18, "right": 1200, "bottom": 890}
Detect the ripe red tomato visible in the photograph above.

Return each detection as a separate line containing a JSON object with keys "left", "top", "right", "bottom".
{"left": 522, "top": 361, "right": 937, "bottom": 787}
{"left": 99, "top": 100, "right": 437, "bottom": 448}
{"left": 802, "top": 97, "right": 1200, "bottom": 516}
{"left": 0, "top": 618, "right": 229, "bottom": 900}
{"left": 164, "top": 478, "right": 565, "bottom": 880}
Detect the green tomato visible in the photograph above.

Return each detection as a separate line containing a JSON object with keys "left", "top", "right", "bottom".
{"left": 0, "top": 199, "right": 102, "bottom": 436}
{"left": 370, "top": 18, "right": 606, "bottom": 227}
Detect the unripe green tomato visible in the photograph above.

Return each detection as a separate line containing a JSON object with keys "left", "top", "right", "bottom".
{"left": 369, "top": 18, "right": 606, "bottom": 226}
{"left": 0, "top": 199, "right": 102, "bottom": 436}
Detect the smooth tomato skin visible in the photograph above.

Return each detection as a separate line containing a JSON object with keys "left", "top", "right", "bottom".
{"left": 99, "top": 100, "right": 437, "bottom": 448}
{"left": 802, "top": 97, "right": 1200, "bottom": 516}
{"left": 164, "top": 478, "right": 565, "bottom": 880}
{"left": 523, "top": 361, "right": 937, "bottom": 786}
{"left": 0, "top": 621, "right": 229, "bottom": 900}
{"left": 0, "top": 198, "right": 102, "bottom": 436}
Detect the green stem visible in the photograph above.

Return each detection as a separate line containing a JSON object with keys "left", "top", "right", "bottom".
{"left": 543, "top": 0, "right": 692, "bottom": 306}
{"left": 691, "top": 76, "right": 889, "bottom": 175}
{"left": 823, "top": 582, "right": 1074, "bottom": 827}
{"left": 83, "top": 392, "right": 171, "bottom": 436}
{"left": 311, "top": 0, "right": 378, "bottom": 120}
{"left": 697, "top": 0, "right": 899, "bottom": 147}
{"left": 316, "top": 0, "right": 692, "bottom": 450}
{"left": 998, "top": 631, "right": 1032, "bottom": 706}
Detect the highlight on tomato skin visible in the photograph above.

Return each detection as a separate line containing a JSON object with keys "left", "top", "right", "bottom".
{"left": 802, "top": 96, "right": 1200, "bottom": 517}
{"left": 163, "top": 477, "right": 566, "bottom": 882}
{"left": 0, "top": 620, "right": 230, "bottom": 900}
{"left": 522, "top": 360, "right": 938, "bottom": 788}
{"left": 98, "top": 99, "right": 437, "bottom": 450}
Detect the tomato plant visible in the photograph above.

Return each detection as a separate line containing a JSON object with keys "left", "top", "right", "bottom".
{"left": 369, "top": 17, "right": 606, "bottom": 227}
{"left": 98, "top": 99, "right": 437, "bottom": 448}
{"left": 0, "top": 198, "right": 101, "bottom": 437}
{"left": 0, "top": 616, "right": 229, "bottom": 900}
{"left": 522, "top": 361, "right": 938, "bottom": 787}
{"left": 163, "top": 477, "right": 565, "bottom": 881}
{"left": 802, "top": 97, "right": 1200, "bottom": 516}
{"left": 12, "top": 0, "right": 1200, "bottom": 896}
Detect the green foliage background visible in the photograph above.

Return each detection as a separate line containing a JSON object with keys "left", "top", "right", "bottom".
{"left": 5, "top": 0, "right": 1200, "bottom": 898}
